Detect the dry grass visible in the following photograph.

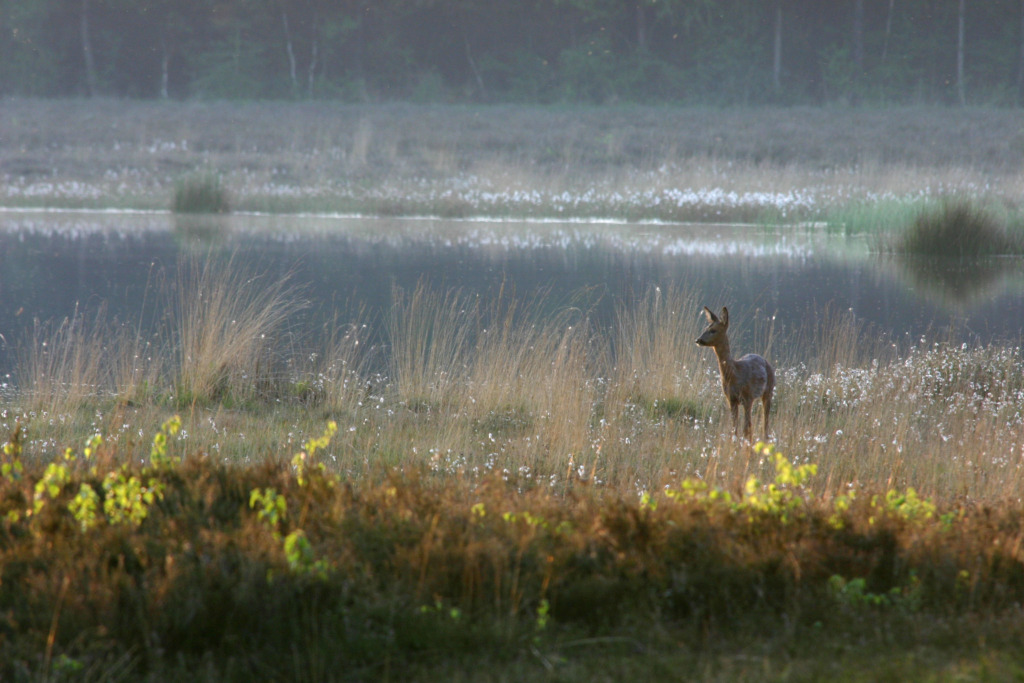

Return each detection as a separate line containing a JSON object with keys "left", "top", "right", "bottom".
{"left": 16, "top": 307, "right": 110, "bottom": 415}
{"left": 5, "top": 256, "right": 1023, "bottom": 503}
{"left": 172, "top": 256, "right": 302, "bottom": 406}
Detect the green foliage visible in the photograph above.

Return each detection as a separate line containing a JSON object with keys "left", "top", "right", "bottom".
{"left": 663, "top": 443, "right": 817, "bottom": 523}
{"left": 250, "top": 487, "right": 287, "bottom": 530}
{"left": 150, "top": 415, "right": 182, "bottom": 468}
{"left": 172, "top": 172, "right": 231, "bottom": 215}
{"left": 102, "top": 466, "right": 165, "bottom": 527}
{"left": 283, "top": 530, "right": 329, "bottom": 579}
{"left": 828, "top": 573, "right": 922, "bottom": 611}
{"left": 2, "top": 417, "right": 1024, "bottom": 680}
{"left": 740, "top": 444, "right": 818, "bottom": 522}
{"left": 872, "top": 487, "right": 937, "bottom": 525}
{"left": 32, "top": 460, "right": 71, "bottom": 514}
{"left": 68, "top": 483, "right": 101, "bottom": 532}
{"left": 292, "top": 420, "right": 338, "bottom": 487}
{"left": 893, "top": 200, "right": 1023, "bottom": 258}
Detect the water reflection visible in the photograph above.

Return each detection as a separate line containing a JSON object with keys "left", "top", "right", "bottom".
{"left": 887, "top": 255, "right": 1024, "bottom": 309}
{"left": 172, "top": 215, "right": 232, "bottom": 249}
{"left": 0, "top": 210, "right": 1022, "bottom": 375}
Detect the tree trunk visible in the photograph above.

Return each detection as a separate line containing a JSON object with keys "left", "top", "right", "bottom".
{"left": 881, "top": 0, "right": 895, "bottom": 63}
{"left": 853, "top": 0, "right": 865, "bottom": 74}
{"left": 636, "top": 2, "right": 647, "bottom": 52}
{"left": 464, "top": 32, "right": 486, "bottom": 100}
{"left": 957, "top": 0, "right": 966, "bottom": 105}
{"left": 81, "top": 0, "right": 98, "bottom": 97}
{"left": 282, "top": 9, "right": 298, "bottom": 97}
{"left": 307, "top": 37, "right": 318, "bottom": 98}
{"left": 773, "top": 3, "right": 783, "bottom": 93}
{"left": 305, "top": 7, "right": 317, "bottom": 97}
{"left": 159, "top": 35, "right": 170, "bottom": 99}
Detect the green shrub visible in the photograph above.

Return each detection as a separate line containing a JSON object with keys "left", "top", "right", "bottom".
{"left": 172, "top": 172, "right": 231, "bottom": 214}
{"left": 893, "top": 199, "right": 1021, "bottom": 258}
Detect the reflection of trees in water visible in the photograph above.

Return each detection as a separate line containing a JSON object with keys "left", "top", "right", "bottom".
{"left": 889, "top": 255, "right": 1024, "bottom": 308}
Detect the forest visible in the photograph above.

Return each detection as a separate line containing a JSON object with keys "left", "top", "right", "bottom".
{"left": 3, "top": 0, "right": 1024, "bottom": 105}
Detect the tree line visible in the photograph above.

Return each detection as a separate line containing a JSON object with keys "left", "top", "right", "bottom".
{"left": 3, "top": 0, "right": 1024, "bottom": 105}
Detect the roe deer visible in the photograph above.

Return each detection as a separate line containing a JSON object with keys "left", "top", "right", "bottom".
{"left": 695, "top": 306, "right": 774, "bottom": 441}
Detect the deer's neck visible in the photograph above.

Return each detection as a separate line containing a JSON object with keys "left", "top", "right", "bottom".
{"left": 711, "top": 338, "right": 735, "bottom": 382}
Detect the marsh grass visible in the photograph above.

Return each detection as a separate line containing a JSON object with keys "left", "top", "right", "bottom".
{"left": 8, "top": 100, "right": 1024, "bottom": 224}
{"left": 18, "top": 310, "right": 101, "bottom": 413}
{"left": 889, "top": 199, "right": 1024, "bottom": 258}
{"left": 6, "top": 259, "right": 1024, "bottom": 502}
{"left": 387, "top": 284, "right": 476, "bottom": 409}
{"left": 15, "top": 305, "right": 135, "bottom": 415}
{"left": 172, "top": 257, "right": 303, "bottom": 406}
{"left": 171, "top": 171, "right": 231, "bottom": 214}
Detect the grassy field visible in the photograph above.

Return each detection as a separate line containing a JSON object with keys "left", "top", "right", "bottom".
{"left": 4, "top": 100, "right": 1024, "bottom": 679}
{"left": 5, "top": 99, "right": 1024, "bottom": 224}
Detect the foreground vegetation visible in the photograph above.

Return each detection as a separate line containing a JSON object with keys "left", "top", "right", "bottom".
{"left": 5, "top": 423, "right": 1024, "bottom": 681}
{"left": 3, "top": 254, "right": 1024, "bottom": 678}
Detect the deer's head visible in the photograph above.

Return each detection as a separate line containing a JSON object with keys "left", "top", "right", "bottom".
{"left": 695, "top": 306, "right": 729, "bottom": 347}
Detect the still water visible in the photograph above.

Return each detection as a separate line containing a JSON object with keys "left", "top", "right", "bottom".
{"left": 1, "top": 210, "right": 1023, "bottom": 374}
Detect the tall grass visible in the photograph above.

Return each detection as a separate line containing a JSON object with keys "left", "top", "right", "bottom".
{"left": 172, "top": 257, "right": 302, "bottom": 406}
{"left": 16, "top": 306, "right": 110, "bottom": 414}
{"left": 386, "top": 284, "right": 476, "bottom": 409}
{"left": 7, "top": 259, "right": 1024, "bottom": 502}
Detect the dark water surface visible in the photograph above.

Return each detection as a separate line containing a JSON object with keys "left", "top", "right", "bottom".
{"left": 2, "top": 210, "right": 1023, "bottom": 375}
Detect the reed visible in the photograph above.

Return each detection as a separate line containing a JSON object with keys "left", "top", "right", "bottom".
{"left": 171, "top": 256, "right": 302, "bottom": 406}
{"left": 5, "top": 260, "right": 1024, "bottom": 503}
{"left": 16, "top": 306, "right": 111, "bottom": 414}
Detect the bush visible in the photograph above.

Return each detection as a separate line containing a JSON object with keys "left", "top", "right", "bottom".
{"left": 172, "top": 172, "right": 231, "bottom": 214}
{"left": 893, "top": 199, "right": 1021, "bottom": 258}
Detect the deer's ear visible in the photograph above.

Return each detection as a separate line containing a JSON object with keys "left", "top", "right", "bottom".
{"left": 720, "top": 307, "right": 729, "bottom": 326}
{"left": 702, "top": 306, "right": 717, "bottom": 323}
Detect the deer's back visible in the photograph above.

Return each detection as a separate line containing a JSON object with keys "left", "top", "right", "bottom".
{"left": 727, "top": 353, "right": 773, "bottom": 402}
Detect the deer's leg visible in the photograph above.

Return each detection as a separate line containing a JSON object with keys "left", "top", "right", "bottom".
{"left": 730, "top": 401, "right": 740, "bottom": 436}
{"left": 743, "top": 402, "right": 754, "bottom": 441}
{"left": 762, "top": 394, "right": 771, "bottom": 440}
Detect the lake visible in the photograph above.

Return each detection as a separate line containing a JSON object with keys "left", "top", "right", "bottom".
{"left": 1, "top": 209, "right": 1023, "bottom": 377}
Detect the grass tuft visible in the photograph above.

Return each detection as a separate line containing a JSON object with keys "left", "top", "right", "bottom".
{"left": 172, "top": 171, "right": 231, "bottom": 214}
{"left": 172, "top": 257, "right": 303, "bottom": 406}
{"left": 891, "top": 199, "right": 1022, "bottom": 258}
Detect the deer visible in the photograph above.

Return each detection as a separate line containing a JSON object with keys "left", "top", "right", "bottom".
{"left": 695, "top": 306, "right": 774, "bottom": 442}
